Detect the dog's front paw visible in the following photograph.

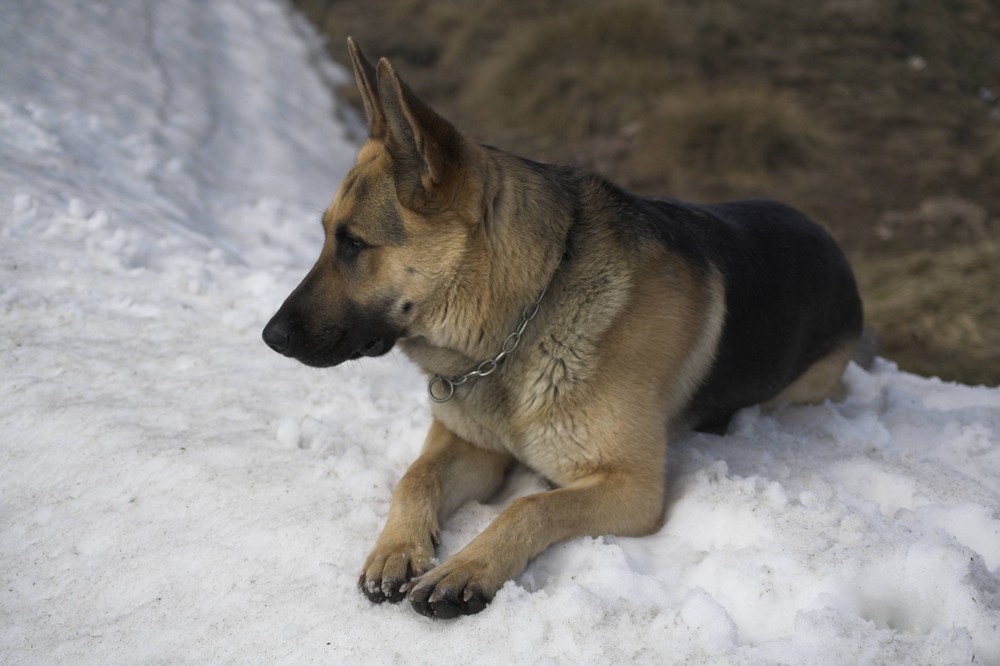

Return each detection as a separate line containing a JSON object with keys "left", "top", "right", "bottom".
{"left": 358, "top": 539, "right": 434, "bottom": 604}
{"left": 401, "top": 558, "right": 495, "bottom": 618}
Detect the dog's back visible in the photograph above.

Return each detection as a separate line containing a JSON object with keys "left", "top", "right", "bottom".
{"left": 586, "top": 186, "right": 863, "bottom": 430}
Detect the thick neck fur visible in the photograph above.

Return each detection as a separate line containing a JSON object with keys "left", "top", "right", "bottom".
{"left": 400, "top": 146, "right": 578, "bottom": 377}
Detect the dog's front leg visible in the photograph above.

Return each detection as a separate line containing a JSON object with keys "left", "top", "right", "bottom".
{"left": 359, "top": 418, "right": 512, "bottom": 604}
{"left": 403, "top": 468, "right": 664, "bottom": 618}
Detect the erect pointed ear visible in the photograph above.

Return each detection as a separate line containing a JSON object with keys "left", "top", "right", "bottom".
{"left": 375, "top": 57, "right": 467, "bottom": 209}
{"left": 347, "top": 37, "right": 385, "bottom": 138}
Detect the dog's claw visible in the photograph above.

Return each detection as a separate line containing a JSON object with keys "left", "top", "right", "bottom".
{"left": 407, "top": 582, "right": 434, "bottom": 617}
{"left": 381, "top": 577, "right": 407, "bottom": 603}
{"left": 405, "top": 578, "right": 489, "bottom": 618}
{"left": 429, "top": 597, "right": 462, "bottom": 619}
{"left": 463, "top": 592, "right": 488, "bottom": 615}
{"left": 359, "top": 553, "right": 429, "bottom": 605}
{"left": 358, "top": 572, "right": 408, "bottom": 604}
{"left": 358, "top": 573, "right": 386, "bottom": 603}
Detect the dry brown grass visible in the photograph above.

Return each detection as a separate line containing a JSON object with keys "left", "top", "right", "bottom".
{"left": 856, "top": 242, "right": 1000, "bottom": 386}
{"left": 461, "top": 1, "right": 676, "bottom": 141}
{"left": 981, "top": 133, "right": 1000, "bottom": 178}
{"left": 630, "top": 88, "right": 825, "bottom": 191}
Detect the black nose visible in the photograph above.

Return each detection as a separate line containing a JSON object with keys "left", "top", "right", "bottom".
{"left": 262, "top": 317, "right": 291, "bottom": 354}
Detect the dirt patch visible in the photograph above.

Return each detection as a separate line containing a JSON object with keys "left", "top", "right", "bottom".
{"left": 856, "top": 240, "right": 1000, "bottom": 386}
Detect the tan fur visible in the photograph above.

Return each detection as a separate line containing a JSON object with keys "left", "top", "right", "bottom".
{"left": 370, "top": 241, "right": 728, "bottom": 612}
{"left": 267, "top": 40, "right": 861, "bottom": 617}
{"left": 767, "top": 338, "right": 859, "bottom": 408}
{"left": 360, "top": 420, "right": 512, "bottom": 601}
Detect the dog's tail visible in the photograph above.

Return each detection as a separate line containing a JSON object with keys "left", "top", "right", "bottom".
{"left": 853, "top": 326, "right": 879, "bottom": 370}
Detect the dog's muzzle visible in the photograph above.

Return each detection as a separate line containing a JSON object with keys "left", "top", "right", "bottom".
{"left": 261, "top": 308, "right": 398, "bottom": 368}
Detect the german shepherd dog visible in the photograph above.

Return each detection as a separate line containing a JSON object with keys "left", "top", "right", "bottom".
{"left": 262, "top": 39, "right": 864, "bottom": 619}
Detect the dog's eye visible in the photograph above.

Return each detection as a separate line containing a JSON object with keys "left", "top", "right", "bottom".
{"left": 335, "top": 228, "right": 367, "bottom": 262}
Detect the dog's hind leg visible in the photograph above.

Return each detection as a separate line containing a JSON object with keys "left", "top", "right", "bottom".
{"left": 359, "top": 419, "right": 512, "bottom": 604}
{"left": 766, "top": 337, "right": 860, "bottom": 407}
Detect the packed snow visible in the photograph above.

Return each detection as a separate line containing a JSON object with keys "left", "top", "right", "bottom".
{"left": 1, "top": 1, "right": 998, "bottom": 663}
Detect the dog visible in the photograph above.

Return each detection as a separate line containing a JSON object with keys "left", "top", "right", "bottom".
{"left": 262, "top": 38, "right": 864, "bottom": 619}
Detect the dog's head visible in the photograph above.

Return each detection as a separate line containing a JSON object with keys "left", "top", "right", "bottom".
{"left": 262, "top": 39, "right": 484, "bottom": 368}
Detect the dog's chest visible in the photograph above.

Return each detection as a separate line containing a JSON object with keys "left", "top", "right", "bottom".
{"left": 431, "top": 396, "right": 510, "bottom": 454}
{"left": 432, "top": 379, "right": 602, "bottom": 487}
{"left": 425, "top": 269, "right": 631, "bottom": 484}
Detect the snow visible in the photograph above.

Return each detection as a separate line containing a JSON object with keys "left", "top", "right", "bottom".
{"left": 1, "top": 1, "right": 999, "bottom": 663}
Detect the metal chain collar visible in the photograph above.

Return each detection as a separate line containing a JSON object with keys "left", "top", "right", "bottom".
{"left": 427, "top": 287, "right": 547, "bottom": 403}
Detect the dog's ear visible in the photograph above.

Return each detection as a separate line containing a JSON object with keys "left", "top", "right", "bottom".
{"left": 376, "top": 57, "right": 467, "bottom": 210}
{"left": 347, "top": 37, "right": 385, "bottom": 138}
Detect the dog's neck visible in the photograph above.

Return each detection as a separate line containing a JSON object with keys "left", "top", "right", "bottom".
{"left": 400, "top": 149, "right": 576, "bottom": 378}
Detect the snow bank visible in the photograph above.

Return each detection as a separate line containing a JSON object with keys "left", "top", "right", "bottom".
{"left": 1, "top": 1, "right": 998, "bottom": 664}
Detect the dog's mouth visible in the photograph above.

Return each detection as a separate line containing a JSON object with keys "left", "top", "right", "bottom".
{"left": 285, "top": 331, "right": 398, "bottom": 368}
{"left": 350, "top": 336, "right": 392, "bottom": 360}
{"left": 262, "top": 311, "right": 400, "bottom": 367}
